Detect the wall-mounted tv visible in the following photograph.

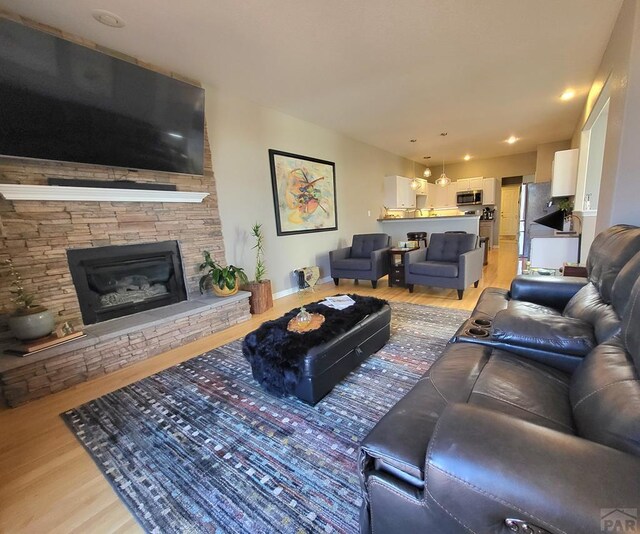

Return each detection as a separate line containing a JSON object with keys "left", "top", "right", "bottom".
{"left": 0, "top": 19, "right": 205, "bottom": 175}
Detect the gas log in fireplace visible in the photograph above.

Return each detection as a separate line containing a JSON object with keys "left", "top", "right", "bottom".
{"left": 67, "top": 241, "right": 188, "bottom": 325}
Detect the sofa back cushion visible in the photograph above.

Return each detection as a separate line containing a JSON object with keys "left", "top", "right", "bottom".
{"left": 351, "top": 234, "right": 390, "bottom": 258}
{"left": 427, "top": 233, "right": 477, "bottom": 263}
{"left": 570, "top": 338, "right": 640, "bottom": 456}
{"left": 563, "top": 283, "right": 621, "bottom": 344}
{"left": 611, "top": 250, "right": 640, "bottom": 317}
{"left": 586, "top": 225, "right": 640, "bottom": 303}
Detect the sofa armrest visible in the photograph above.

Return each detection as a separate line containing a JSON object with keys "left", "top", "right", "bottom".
{"left": 329, "top": 246, "right": 351, "bottom": 262}
{"left": 510, "top": 275, "right": 587, "bottom": 311}
{"left": 425, "top": 404, "right": 640, "bottom": 534}
{"left": 459, "top": 247, "right": 483, "bottom": 284}
{"left": 371, "top": 247, "right": 391, "bottom": 277}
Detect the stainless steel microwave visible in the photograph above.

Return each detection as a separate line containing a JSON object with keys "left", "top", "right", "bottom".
{"left": 457, "top": 190, "right": 483, "bottom": 205}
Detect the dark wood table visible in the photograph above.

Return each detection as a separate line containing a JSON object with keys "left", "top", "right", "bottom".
{"left": 388, "top": 247, "right": 419, "bottom": 287}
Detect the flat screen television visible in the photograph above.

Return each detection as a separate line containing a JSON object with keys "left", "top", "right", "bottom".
{"left": 0, "top": 19, "right": 205, "bottom": 175}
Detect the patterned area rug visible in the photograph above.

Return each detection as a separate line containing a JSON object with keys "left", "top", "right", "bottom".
{"left": 63, "top": 302, "right": 468, "bottom": 533}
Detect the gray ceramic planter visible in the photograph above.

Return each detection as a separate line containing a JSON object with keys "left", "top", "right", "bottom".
{"left": 8, "top": 308, "right": 55, "bottom": 341}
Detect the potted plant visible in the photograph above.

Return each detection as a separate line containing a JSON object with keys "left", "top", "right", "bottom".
{"left": 242, "top": 223, "right": 273, "bottom": 314}
{"left": 2, "top": 259, "right": 55, "bottom": 341}
{"left": 199, "top": 251, "right": 248, "bottom": 297}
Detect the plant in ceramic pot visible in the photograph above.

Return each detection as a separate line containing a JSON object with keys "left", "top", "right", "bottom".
{"left": 242, "top": 223, "right": 274, "bottom": 314}
{"left": 2, "top": 259, "right": 55, "bottom": 341}
{"left": 199, "top": 251, "right": 248, "bottom": 297}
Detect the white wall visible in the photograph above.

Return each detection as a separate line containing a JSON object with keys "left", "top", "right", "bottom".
{"left": 205, "top": 88, "right": 416, "bottom": 296}
{"left": 571, "top": 0, "right": 640, "bottom": 230}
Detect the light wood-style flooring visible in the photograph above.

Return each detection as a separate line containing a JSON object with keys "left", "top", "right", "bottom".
{"left": 0, "top": 243, "right": 518, "bottom": 533}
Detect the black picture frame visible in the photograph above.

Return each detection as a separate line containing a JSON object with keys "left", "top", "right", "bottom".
{"left": 268, "top": 149, "right": 338, "bottom": 236}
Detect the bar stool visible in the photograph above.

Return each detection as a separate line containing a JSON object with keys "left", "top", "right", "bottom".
{"left": 407, "top": 232, "right": 428, "bottom": 248}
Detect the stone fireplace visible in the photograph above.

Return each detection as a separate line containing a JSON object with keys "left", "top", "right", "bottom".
{"left": 0, "top": 14, "right": 251, "bottom": 407}
{"left": 67, "top": 241, "right": 188, "bottom": 325}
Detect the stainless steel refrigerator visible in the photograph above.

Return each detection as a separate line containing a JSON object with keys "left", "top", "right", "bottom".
{"left": 522, "top": 182, "right": 555, "bottom": 258}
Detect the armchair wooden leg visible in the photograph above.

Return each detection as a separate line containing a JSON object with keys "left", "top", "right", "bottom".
{"left": 333, "top": 278, "right": 339, "bottom": 286}
{"left": 371, "top": 280, "right": 377, "bottom": 289}
{"left": 408, "top": 284, "right": 414, "bottom": 293}
{"left": 474, "top": 280, "right": 479, "bottom": 288}
{"left": 457, "top": 289, "right": 464, "bottom": 300}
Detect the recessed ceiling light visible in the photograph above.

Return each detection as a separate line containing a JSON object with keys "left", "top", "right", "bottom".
{"left": 440, "top": 132, "right": 448, "bottom": 137}
{"left": 92, "top": 9, "right": 126, "bottom": 28}
{"left": 464, "top": 154, "right": 471, "bottom": 161}
{"left": 410, "top": 139, "right": 417, "bottom": 143}
{"left": 560, "top": 89, "right": 576, "bottom": 101}
{"left": 506, "top": 136, "right": 518, "bottom": 144}
{"left": 423, "top": 156, "right": 431, "bottom": 159}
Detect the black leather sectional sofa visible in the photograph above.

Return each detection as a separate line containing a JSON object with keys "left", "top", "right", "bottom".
{"left": 358, "top": 225, "right": 640, "bottom": 534}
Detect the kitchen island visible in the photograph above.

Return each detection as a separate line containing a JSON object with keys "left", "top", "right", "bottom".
{"left": 378, "top": 214, "right": 480, "bottom": 245}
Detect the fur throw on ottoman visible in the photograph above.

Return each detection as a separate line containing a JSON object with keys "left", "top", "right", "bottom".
{"left": 242, "top": 294, "right": 387, "bottom": 396}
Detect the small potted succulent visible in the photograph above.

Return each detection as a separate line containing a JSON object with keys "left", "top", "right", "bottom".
{"left": 199, "top": 251, "right": 248, "bottom": 297}
{"left": 242, "top": 223, "right": 273, "bottom": 314}
{"left": 3, "top": 259, "right": 55, "bottom": 341}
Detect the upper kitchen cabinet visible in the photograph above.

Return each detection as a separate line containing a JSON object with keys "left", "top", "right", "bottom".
{"left": 384, "top": 175, "right": 416, "bottom": 209}
{"left": 482, "top": 177, "right": 497, "bottom": 205}
{"left": 455, "top": 177, "right": 483, "bottom": 192}
{"left": 551, "top": 149, "right": 579, "bottom": 197}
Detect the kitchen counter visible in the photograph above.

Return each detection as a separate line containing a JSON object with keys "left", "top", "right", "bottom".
{"left": 378, "top": 215, "right": 480, "bottom": 244}
{"left": 377, "top": 214, "right": 479, "bottom": 221}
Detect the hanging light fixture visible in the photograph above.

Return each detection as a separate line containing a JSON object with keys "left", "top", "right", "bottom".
{"left": 410, "top": 160, "right": 420, "bottom": 190}
{"left": 423, "top": 167, "right": 432, "bottom": 178}
{"left": 435, "top": 160, "right": 451, "bottom": 187}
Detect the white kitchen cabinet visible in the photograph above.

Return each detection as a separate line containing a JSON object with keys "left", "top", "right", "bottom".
{"left": 456, "top": 178, "right": 470, "bottom": 192}
{"left": 551, "top": 149, "right": 579, "bottom": 197}
{"left": 482, "top": 177, "right": 497, "bottom": 205}
{"left": 444, "top": 183, "right": 457, "bottom": 207}
{"left": 384, "top": 175, "right": 416, "bottom": 209}
{"left": 469, "top": 177, "right": 483, "bottom": 190}
{"left": 415, "top": 179, "right": 428, "bottom": 196}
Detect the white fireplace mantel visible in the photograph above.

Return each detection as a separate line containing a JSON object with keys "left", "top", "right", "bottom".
{"left": 0, "top": 184, "right": 210, "bottom": 203}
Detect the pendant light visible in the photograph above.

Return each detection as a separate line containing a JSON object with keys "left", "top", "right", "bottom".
{"left": 423, "top": 167, "right": 432, "bottom": 178}
{"left": 410, "top": 160, "right": 420, "bottom": 190}
{"left": 435, "top": 160, "right": 451, "bottom": 187}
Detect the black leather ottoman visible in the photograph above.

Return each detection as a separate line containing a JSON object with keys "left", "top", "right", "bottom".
{"left": 243, "top": 297, "right": 391, "bottom": 405}
{"left": 294, "top": 305, "right": 391, "bottom": 404}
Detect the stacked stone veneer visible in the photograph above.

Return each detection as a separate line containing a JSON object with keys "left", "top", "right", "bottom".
{"left": 1, "top": 297, "right": 250, "bottom": 407}
{"left": 0, "top": 12, "right": 251, "bottom": 406}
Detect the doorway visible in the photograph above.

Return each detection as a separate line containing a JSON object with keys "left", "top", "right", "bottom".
{"left": 500, "top": 184, "right": 521, "bottom": 244}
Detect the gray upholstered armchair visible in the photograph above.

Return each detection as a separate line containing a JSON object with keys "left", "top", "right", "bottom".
{"left": 405, "top": 232, "right": 483, "bottom": 299}
{"left": 329, "top": 234, "right": 391, "bottom": 289}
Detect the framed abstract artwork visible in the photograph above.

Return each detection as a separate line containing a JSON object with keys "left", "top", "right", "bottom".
{"left": 268, "top": 149, "right": 338, "bottom": 236}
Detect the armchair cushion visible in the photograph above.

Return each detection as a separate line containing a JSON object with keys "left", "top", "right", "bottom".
{"left": 426, "top": 233, "right": 476, "bottom": 262}
{"left": 330, "top": 258, "right": 371, "bottom": 271}
{"left": 408, "top": 261, "right": 458, "bottom": 278}
{"left": 351, "top": 233, "right": 390, "bottom": 259}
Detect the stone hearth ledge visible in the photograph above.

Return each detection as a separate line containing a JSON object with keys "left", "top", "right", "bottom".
{"left": 0, "top": 292, "right": 251, "bottom": 406}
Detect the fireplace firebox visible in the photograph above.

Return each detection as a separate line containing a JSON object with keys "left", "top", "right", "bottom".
{"left": 67, "top": 241, "right": 188, "bottom": 325}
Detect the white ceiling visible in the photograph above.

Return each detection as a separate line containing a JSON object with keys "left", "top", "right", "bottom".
{"left": 0, "top": 0, "right": 623, "bottom": 163}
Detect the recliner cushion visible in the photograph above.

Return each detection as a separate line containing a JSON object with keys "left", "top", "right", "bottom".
{"left": 563, "top": 283, "right": 620, "bottom": 344}
{"left": 408, "top": 261, "right": 459, "bottom": 278}
{"left": 493, "top": 309, "right": 596, "bottom": 357}
{"left": 351, "top": 234, "right": 389, "bottom": 258}
{"left": 469, "top": 350, "right": 574, "bottom": 433}
{"left": 426, "top": 233, "right": 476, "bottom": 262}
{"left": 571, "top": 336, "right": 640, "bottom": 456}
{"left": 508, "top": 300, "right": 561, "bottom": 316}
{"left": 331, "top": 258, "right": 371, "bottom": 271}
{"left": 586, "top": 225, "right": 640, "bottom": 303}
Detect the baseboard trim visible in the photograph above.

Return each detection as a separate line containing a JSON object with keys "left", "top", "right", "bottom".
{"left": 273, "top": 276, "right": 333, "bottom": 300}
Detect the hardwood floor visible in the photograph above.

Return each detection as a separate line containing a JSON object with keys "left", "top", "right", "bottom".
{"left": 0, "top": 243, "right": 518, "bottom": 533}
